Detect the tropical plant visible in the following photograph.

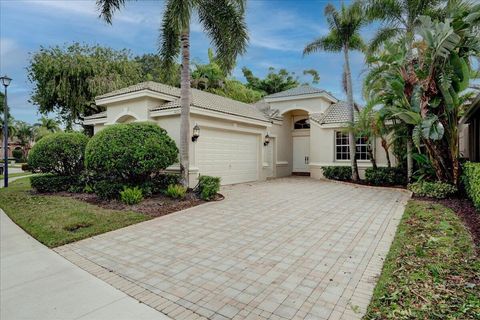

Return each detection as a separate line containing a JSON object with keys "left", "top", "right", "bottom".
{"left": 364, "top": 1, "right": 480, "bottom": 185}
{"left": 166, "top": 184, "right": 187, "bottom": 199}
{"left": 347, "top": 104, "right": 378, "bottom": 169}
{"left": 14, "top": 121, "right": 35, "bottom": 158}
{"left": 242, "top": 67, "right": 300, "bottom": 95}
{"left": 120, "top": 187, "right": 143, "bottom": 205}
{"left": 362, "top": 0, "right": 445, "bottom": 53}
{"left": 34, "top": 116, "right": 60, "bottom": 132}
{"left": 304, "top": 2, "right": 366, "bottom": 181}
{"left": 97, "top": 0, "right": 249, "bottom": 187}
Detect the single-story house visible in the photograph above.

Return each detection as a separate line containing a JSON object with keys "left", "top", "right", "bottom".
{"left": 84, "top": 81, "right": 394, "bottom": 187}
{"left": 460, "top": 93, "right": 480, "bottom": 162}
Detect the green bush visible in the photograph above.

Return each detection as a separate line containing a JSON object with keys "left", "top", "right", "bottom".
{"left": 408, "top": 181, "right": 457, "bottom": 199}
{"left": 166, "top": 184, "right": 187, "bottom": 199}
{"left": 198, "top": 175, "right": 220, "bottom": 200}
{"left": 151, "top": 173, "right": 181, "bottom": 193}
{"left": 30, "top": 174, "right": 80, "bottom": 193}
{"left": 28, "top": 132, "right": 88, "bottom": 176}
{"left": 94, "top": 180, "right": 125, "bottom": 200}
{"left": 12, "top": 149, "right": 23, "bottom": 162}
{"left": 462, "top": 162, "right": 480, "bottom": 210}
{"left": 322, "top": 166, "right": 352, "bottom": 181}
{"left": 85, "top": 122, "right": 178, "bottom": 185}
{"left": 365, "top": 167, "right": 407, "bottom": 186}
{"left": 120, "top": 187, "right": 143, "bottom": 205}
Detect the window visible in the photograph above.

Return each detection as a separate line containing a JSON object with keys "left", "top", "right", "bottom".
{"left": 294, "top": 118, "right": 310, "bottom": 129}
{"left": 335, "top": 132, "right": 370, "bottom": 160}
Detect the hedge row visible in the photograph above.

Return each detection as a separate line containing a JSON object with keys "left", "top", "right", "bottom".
{"left": 462, "top": 162, "right": 480, "bottom": 210}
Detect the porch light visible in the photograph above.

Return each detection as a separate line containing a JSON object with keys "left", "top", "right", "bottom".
{"left": 263, "top": 133, "right": 270, "bottom": 146}
{"left": 191, "top": 124, "right": 200, "bottom": 142}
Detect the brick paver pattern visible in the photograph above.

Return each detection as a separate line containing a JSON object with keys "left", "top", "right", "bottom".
{"left": 57, "top": 177, "right": 410, "bottom": 320}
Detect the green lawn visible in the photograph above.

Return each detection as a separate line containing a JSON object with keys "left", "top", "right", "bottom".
{"left": 0, "top": 178, "right": 150, "bottom": 247}
{"left": 364, "top": 200, "right": 480, "bottom": 319}
{"left": 0, "top": 172, "right": 31, "bottom": 179}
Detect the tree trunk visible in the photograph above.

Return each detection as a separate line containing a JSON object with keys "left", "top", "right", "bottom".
{"left": 343, "top": 45, "right": 359, "bottom": 181}
{"left": 179, "top": 27, "right": 191, "bottom": 188}
{"left": 406, "top": 136, "right": 413, "bottom": 182}
{"left": 381, "top": 138, "right": 391, "bottom": 168}
{"left": 368, "top": 145, "right": 377, "bottom": 170}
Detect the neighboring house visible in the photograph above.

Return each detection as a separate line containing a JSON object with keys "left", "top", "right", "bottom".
{"left": 0, "top": 138, "right": 26, "bottom": 159}
{"left": 84, "top": 81, "right": 394, "bottom": 187}
{"left": 460, "top": 93, "right": 480, "bottom": 162}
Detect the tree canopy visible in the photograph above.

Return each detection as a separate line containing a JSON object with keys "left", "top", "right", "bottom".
{"left": 28, "top": 43, "right": 143, "bottom": 129}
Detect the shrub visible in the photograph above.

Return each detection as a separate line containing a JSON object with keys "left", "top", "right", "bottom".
{"left": 198, "top": 175, "right": 220, "bottom": 200}
{"left": 166, "top": 184, "right": 187, "bottom": 199}
{"left": 462, "top": 162, "right": 480, "bottom": 210}
{"left": 30, "top": 174, "right": 80, "bottom": 193}
{"left": 12, "top": 149, "right": 23, "bottom": 162}
{"left": 151, "top": 173, "right": 181, "bottom": 193}
{"left": 28, "top": 132, "right": 88, "bottom": 176}
{"left": 94, "top": 180, "right": 125, "bottom": 200}
{"left": 322, "top": 166, "right": 352, "bottom": 181}
{"left": 85, "top": 122, "right": 178, "bottom": 185}
{"left": 120, "top": 187, "right": 143, "bottom": 205}
{"left": 365, "top": 167, "right": 407, "bottom": 186}
{"left": 408, "top": 181, "right": 457, "bottom": 199}
{"left": 21, "top": 164, "right": 30, "bottom": 171}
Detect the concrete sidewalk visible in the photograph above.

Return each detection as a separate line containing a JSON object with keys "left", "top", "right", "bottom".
{"left": 0, "top": 208, "right": 168, "bottom": 320}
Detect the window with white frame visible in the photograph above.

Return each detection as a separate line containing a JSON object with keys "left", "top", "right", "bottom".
{"left": 335, "top": 132, "right": 370, "bottom": 160}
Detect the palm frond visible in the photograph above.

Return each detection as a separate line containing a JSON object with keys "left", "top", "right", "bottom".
{"left": 303, "top": 34, "right": 342, "bottom": 55}
{"left": 96, "top": 0, "right": 126, "bottom": 24}
{"left": 368, "top": 27, "right": 403, "bottom": 53}
{"left": 197, "top": 0, "right": 248, "bottom": 73}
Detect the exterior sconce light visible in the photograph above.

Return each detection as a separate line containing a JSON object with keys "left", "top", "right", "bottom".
{"left": 192, "top": 124, "right": 200, "bottom": 142}
{"left": 263, "top": 133, "right": 270, "bottom": 146}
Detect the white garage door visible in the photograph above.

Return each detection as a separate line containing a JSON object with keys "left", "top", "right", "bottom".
{"left": 196, "top": 128, "right": 259, "bottom": 185}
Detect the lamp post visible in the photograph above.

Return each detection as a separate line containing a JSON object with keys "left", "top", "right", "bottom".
{"left": 1, "top": 75, "right": 12, "bottom": 188}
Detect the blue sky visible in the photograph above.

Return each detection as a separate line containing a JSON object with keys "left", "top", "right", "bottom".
{"left": 0, "top": 0, "right": 376, "bottom": 124}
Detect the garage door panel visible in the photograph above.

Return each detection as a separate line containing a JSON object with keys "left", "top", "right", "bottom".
{"left": 196, "top": 129, "right": 258, "bottom": 185}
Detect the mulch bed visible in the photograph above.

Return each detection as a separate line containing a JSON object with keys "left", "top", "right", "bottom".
{"left": 414, "top": 195, "right": 480, "bottom": 251}
{"left": 59, "top": 192, "right": 223, "bottom": 218}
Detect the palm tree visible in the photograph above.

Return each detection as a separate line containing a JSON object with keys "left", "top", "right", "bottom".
{"left": 34, "top": 116, "right": 60, "bottom": 133}
{"left": 304, "top": 2, "right": 365, "bottom": 181}
{"left": 363, "top": 0, "right": 445, "bottom": 53}
{"left": 96, "top": 0, "right": 248, "bottom": 187}
{"left": 14, "top": 121, "right": 35, "bottom": 158}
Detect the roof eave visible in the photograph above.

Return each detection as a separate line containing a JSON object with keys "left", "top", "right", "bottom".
{"left": 264, "top": 92, "right": 338, "bottom": 103}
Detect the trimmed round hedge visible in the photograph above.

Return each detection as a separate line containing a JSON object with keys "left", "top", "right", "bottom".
{"left": 85, "top": 122, "right": 178, "bottom": 183}
{"left": 28, "top": 132, "right": 89, "bottom": 176}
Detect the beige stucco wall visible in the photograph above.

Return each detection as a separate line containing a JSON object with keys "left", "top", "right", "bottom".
{"left": 309, "top": 122, "right": 396, "bottom": 179}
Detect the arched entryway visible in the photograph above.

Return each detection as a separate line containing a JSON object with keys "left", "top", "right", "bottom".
{"left": 282, "top": 109, "right": 311, "bottom": 175}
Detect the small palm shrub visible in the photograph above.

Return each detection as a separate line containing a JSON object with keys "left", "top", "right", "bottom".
{"left": 322, "top": 166, "right": 352, "bottom": 181}
{"left": 462, "top": 162, "right": 480, "bottom": 210}
{"left": 120, "top": 187, "right": 143, "bottom": 205}
{"left": 28, "top": 132, "right": 88, "bottom": 176}
{"left": 198, "top": 175, "right": 220, "bottom": 200}
{"left": 408, "top": 181, "right": 457, "bottom": 199}
{"left": 166, "top": 184, "right": 187, "bottom": 199}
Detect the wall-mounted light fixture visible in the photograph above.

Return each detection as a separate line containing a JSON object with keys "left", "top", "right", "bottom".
{"left": 191, "top": 124, "right": 200, "bottom": 142}
{"left": 263, "top": 133, "right": 270, "bottom": 146}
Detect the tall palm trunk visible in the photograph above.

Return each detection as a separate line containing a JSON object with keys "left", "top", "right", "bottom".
{"left": 381, "top": 138, "right": 391, "bottom": 168}
{"left": 344, "top": 45, "right": 359, "bottom": 181}
{"left": 406, "top": 135, "right": 413, "bottom": 181}
{"left": 179, "top": 27, "right": 191, "bottom": 187}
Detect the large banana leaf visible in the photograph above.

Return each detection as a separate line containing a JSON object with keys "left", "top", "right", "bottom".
{"left": 421, "top": 115, "right": 445, "bottom": 140}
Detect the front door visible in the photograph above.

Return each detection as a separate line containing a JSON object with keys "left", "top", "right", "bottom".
{"left": 293, "top": 136, "right": 310, "bottom": 172}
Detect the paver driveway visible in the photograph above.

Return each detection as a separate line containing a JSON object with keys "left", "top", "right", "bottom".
{"left": 57, "top": 177, "right": 410, "bottom": 320}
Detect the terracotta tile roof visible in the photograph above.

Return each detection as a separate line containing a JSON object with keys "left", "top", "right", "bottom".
{"left": 96, "top": 81, "right": 181, "bottom": 99}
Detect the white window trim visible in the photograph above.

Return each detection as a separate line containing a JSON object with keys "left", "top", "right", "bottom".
{"left": 334, "top": 131, "right": 372, "bottom": 162}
